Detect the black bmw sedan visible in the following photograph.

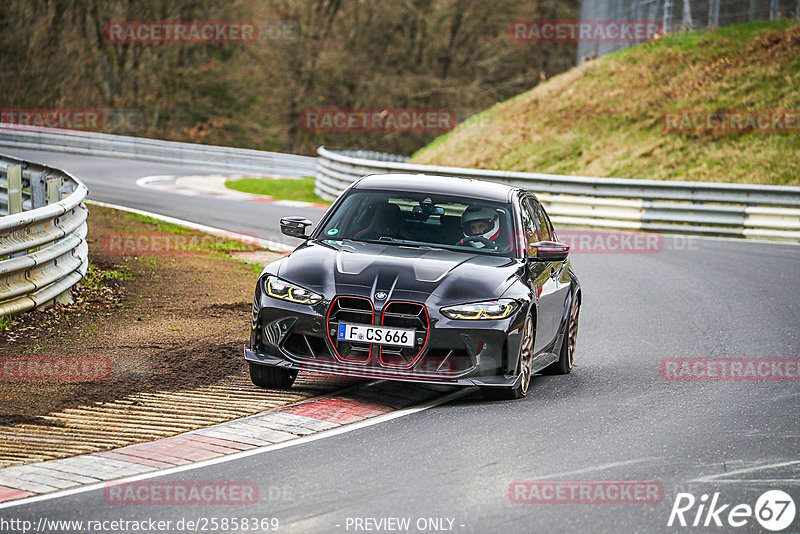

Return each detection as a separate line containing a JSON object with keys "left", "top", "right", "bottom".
{"left": 245, "top": 174, "right": 581, "bottom": 400}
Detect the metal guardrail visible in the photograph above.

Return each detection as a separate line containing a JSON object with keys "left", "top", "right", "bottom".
{"left": 0, "top": 153, "right": 88, "bottom": 316}
{"left": 316, "top": 146, "right": 800, "bottom": 241}
{"left": 0, "top": 123, "right": 317, "bottom": 177}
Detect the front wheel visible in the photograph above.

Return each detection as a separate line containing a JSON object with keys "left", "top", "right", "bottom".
{"left": 249, "top": 362, "right": 298, "bottom": 389}
{"left": 481, "top": 315, "right": 534, "bottom": 401}
{"left": 542, "top": 296, "right": 579, "bottom": 375}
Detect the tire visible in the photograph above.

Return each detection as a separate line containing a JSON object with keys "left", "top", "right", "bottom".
{"left": 249, "top": 362, "right": 298, "bottom": 389}
{"left": 542, "top": 296, "right": 579, "bottom": 375}
{"left": 480, "top": 315, "right": 534, "bottom": 401}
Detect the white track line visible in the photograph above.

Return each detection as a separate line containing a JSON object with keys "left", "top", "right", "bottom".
{"left": 696, "top": 479, "right": 800, "bottom": 485}
{"left": 530, "top": 457, "right": 662, "bottom": 480}
{"left": 688, "top": 459, "right": 800, "bottom": 483}
{"left": 0, "top": 387, "right": 474, "bottom": 510}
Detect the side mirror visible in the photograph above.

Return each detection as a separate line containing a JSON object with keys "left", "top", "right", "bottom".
{"left": 529, "top": 240, "right": 570, "bottom": 261}
{"left": 280, "top": 216, "right": 313, "bottom": 239}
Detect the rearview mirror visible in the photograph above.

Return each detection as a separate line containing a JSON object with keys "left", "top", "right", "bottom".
{"left": 529, "top": 241, "right": 570, "bottom": 261}
{"left": 280, "top": 216, "right": 313, "bottom": 239}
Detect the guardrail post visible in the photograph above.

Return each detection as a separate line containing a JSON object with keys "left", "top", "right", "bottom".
{"left": 59, "top": 182, "right": 75, "bottom": 198}
{"left": 7, "top": 165, "right": 23, "bottom": 215}
{"left": 46, "top": 175, "right": 62, "bottom": 204}
{"left": 54, "top": 287, "right": 74, "bottom": 305}
{"left": 681, "top": 0, "right": 693, "bottom": 28}
{"left": 663, "top": 0, "right": 674, "bottom": 33}
{"left": 30, "top": 171, "right": 46, "bottom": 209}
{"left": 708, "top": 0, "right": 720, "bottom": 27}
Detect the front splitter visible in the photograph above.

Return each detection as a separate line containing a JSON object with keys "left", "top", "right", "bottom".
{"left": 244, "top": 346, "right": 521, "bottom": 389}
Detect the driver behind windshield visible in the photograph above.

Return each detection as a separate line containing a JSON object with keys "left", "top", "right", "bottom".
{"left": 457, "top": 206, "right": 500, "bottom": 248}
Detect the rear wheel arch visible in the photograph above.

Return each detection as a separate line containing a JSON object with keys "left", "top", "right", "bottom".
{"left": 542, "top": 286, "right": 580, "bottom": 376}
{"left": 561, "top": 285, "right": 580, "bottom": 329}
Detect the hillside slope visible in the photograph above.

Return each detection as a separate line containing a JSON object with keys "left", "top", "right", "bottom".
{"left": 411, "top": 21, "right": 800, "bottom": 185}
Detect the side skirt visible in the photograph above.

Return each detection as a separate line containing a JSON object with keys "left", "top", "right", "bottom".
{"left": 530, "top": 306, "right": 570, "bottom": 375}
{"left": 530, "top": 351, "right": 559, "bottom": 374}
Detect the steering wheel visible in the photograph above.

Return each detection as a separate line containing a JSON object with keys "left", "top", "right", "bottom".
{"left": 461, "top": 235, "right": 498, "bottom": 249}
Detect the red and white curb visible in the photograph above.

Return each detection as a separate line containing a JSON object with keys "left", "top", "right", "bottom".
{"left": 136, "top": 174, "right": 328, "bottom": 209}
{"left": 0, "top": 381, "right": 468, "bottom": 507}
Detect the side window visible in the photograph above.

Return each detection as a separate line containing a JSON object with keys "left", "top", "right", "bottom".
{"left": 531, "top": 199, "right": 553, "bottom": 241}
{"left": 520, "top": 196, "right": 541, "bottom": 255}
{"left": 542, "top": 208, "right": 556, "bottom": 241}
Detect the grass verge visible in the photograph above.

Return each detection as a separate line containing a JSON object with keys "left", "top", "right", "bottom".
{"left": 225, "top": 176, "right": 330, "bottom": 204}
{"left": 411, "top": 20, "right": 800, "bottom": 185}
{"left": 0, "top": 205, "right": 364, "bottom": 469}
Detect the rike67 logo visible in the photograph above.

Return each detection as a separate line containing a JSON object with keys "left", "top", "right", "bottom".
{"left": 668, "top": 490, "right": 796, "bottom": 531}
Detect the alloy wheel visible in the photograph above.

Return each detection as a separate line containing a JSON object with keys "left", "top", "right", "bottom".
{"left": 520, "top": 316, "right": 534, "bottom": 394}
{"left": 567, "top": 301, "right": 580, "bottom": 370}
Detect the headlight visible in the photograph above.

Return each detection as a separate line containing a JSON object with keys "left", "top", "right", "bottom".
{"left": 441, "top": 299, "right": 518, "bottom": 320}
{"left": 265, "top": 275, "right": 322, "bottom": 305}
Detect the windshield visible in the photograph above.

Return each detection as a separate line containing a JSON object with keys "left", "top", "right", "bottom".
{"left": 316, "top": 190, "right": 517, "bottom": 256}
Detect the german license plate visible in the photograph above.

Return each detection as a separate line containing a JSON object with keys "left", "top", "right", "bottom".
{"left": 337, "top": 323, "right": 415, "bottom": 347}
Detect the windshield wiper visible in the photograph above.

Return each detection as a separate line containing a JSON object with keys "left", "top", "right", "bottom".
{"left": 352, "top": 238, "right": 405, "bottom": 246}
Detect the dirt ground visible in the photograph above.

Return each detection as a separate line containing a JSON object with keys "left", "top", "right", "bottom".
{"left": 0, "top": 205, "right": 285, "bottom": 426}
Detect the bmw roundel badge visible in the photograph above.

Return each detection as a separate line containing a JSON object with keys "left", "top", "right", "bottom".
{"left": 375, "top": 292, "right": 387, "bottom": 300}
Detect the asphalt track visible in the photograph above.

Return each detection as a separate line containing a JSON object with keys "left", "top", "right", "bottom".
{"left": 1, "top": 147, "right": 799, "bottom": 533}
{"left": 2, "top": 148, "right": 317, "bottom": 249}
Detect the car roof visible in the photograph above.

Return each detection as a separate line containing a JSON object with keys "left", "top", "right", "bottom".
{"left": 352, "top": 173, "right": 518, "bottom": 202}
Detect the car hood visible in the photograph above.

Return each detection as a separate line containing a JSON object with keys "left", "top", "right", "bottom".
{"left": 276, "top": 240, "right": 521, "bottom": 303}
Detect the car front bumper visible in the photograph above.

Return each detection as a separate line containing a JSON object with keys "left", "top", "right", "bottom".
{"left": 246, "top": 292, "right": 528, "bottom": 389}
